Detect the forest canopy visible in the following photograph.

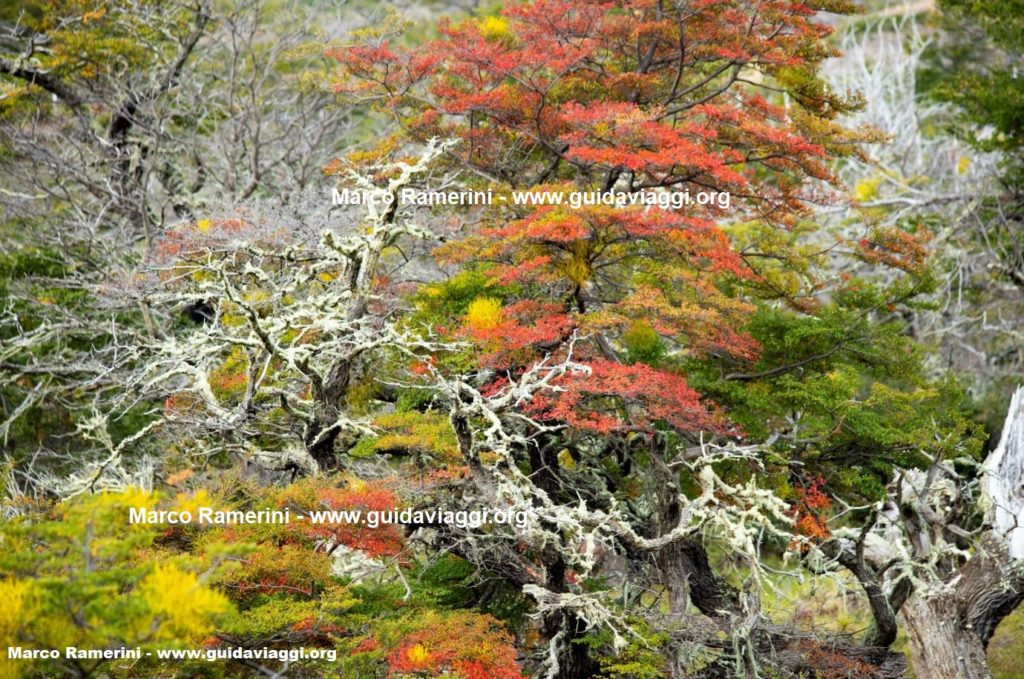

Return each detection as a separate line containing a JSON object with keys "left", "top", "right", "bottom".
{"left": 1, "top": 1, "right": 1023, "bottom": 678}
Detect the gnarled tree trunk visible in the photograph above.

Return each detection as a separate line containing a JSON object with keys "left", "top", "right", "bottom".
{"left": 902, "top": 389, "right": 1024, "bottom": 679}
{"left": 902, "top": 578, "right": 995, "bottom": 679}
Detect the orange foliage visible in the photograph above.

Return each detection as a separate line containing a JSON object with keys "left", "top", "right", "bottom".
{"left": 386, "top": 612, "right": 524, "bottom": 679}
{"left": 789, "top": 476, "right": 831, "bottom": 551}
{"left": 793, "top": 640, "right": 877, "bottom": 679}
{"left": 856, "top": 226, "right": 933, "bottom": 274}
{"left": 292, "top": 481, "right": 405, "bottom": 559}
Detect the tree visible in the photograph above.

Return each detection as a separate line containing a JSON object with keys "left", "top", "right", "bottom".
{"left": 122, "top": 141, "right": 456, "bottom": 476}
{"left": 3, "top": 1, "right": 1017, "bottom": 677}
{"left": 821, "top": 387, "right": 1024, "bottom": 679}
{"left": 330, "top": 1, "right": 962, "bottom": 676}
{"left": 0, "top": 0, "right": 350, "bottom": 486}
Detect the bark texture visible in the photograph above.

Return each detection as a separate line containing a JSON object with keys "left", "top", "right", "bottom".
{"left": 901, "top": 388, "right": 1024, "bottom": 679}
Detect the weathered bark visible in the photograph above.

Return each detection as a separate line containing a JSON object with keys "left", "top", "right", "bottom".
{"left": 541, "top": 607, "right": 601, "bottom": 679}
{"left": 649, "top": 444, "right": 694, "bottom": 622}
{"left": 647, "top": 437, "right": 741, "bottom": 621}
{"left": 902, "top": 592, "right": 991, "bottom": 679}
{"left": 902, "top": 531, "right": 1024, "bottom": 679}
{"left": 901, "top": 388, "right": 1024, "bottom": 679}
{"left": 678, "top": 539, "right": 741, "bottom": 617}
{"left": 305, "top": 358, "right": 354, "bottom": 467}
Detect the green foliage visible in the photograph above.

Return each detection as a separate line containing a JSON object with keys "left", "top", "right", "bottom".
{"left": 580, "top": 618, "right": 671, "bottom": 679}
{"left": 0, "top": 491, "right": 234, "bottom": 676}
{"left": 415, "top": 554, "right": 533, "bottom": 629}
{"left": 0, "top": 241, "right": 156, "bottom": 469}
{"left": 415, "top": 269, "right": 512, "bottom": 319}
{"left": 0, "top": 1, "right": 193, "bottom": 116}
{"left": 687, "top": 304, "right": 983, "bottom": 502}
{"left": 349, "top": 411, "right": 461, "bottom": 465}
{"left": 920, "top": 0, "right": 1024, "bottom": 185}
{"left": 622, "top": 320, "right": 666, "bottom": 366}
{"left": 989, "top": 605, "right": 1024, "bottom": 679}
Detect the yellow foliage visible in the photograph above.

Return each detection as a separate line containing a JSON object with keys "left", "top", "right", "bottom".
{"left": 479, "top": 16, "right": 511, "bottom": 42}
{"left": 556, "top": 449, "right": 576, "bottom": 470}
{"left": 172, "top": 488, "right": 216, "bottom": 521}
{"left": 196, "top": 219, "right": 212, "bottom": 232}
{"left": 165, "top": 468, "right": 194, "bottom": 487}
{"left": 479, "top": 450, "right": 500, "bottom": 466}
{"left": 344, "top": 132, "right": 403, "bottom": 166}
{"left": 853, "top": 176, "right": 882, "bottom": 203}
{"left": 465, "top": 297, "right": 503, "bottom": 331}
{"left": 81, "top": 7, "right": 107, "bottom": 24}
{"left": 0, "top": 580, "right": 38, "bottom": 679}
{"left": 220, "top": 311, "right": 247, "bottom": 327}
{"left": 139, "top": 564, "right": 230, "bottom": 641}
{"left": 120, "top": 487, "right": 158, "bottom": 519}
{"left": 64, "top": 487, "right": 156, "bottom": 532}
{"left": 406, "top": 642, "right": 431, "bottom": 667}
{"left": 563, "top": 241, "right": 593, "bottom": 285}
{"left": 345, "top": 476, "right": 368, "bottom": 493}
{"left": 957, "top": 156, "right": 971, "bottom": 175}
{"left": 0, "top": 579, "right": 30, "bottom": 646}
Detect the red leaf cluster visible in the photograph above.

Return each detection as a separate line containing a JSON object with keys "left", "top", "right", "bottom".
{"left": 294, "top": 482, "right": 405, "bottom": 559}
{"left": 386, "top": 612, "right": 524, "bottom": 679}
{"left": 789, "top": 476, "right": 831, "bottom": 549}
{"left": 522, "top": 358, "right": 726, "bottom": 435}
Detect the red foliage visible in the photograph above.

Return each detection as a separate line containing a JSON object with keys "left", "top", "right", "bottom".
{"left": 522, "top": 359, "right": 727, "bottom": 435}
{"left": 386, "top": 612, "right": 525, "bottom": 679}
{"left": 293, "top": 482, "right": 405, "bottom": 559}
{"left": 292, "top": 616, "right": 345, "bottom": 636}
{"left": 352, "top": 637, "right": 380, "bottom": 654}
{"left": 789, "top": 476, "right": 831, "bottom": 550}
{"left": 460, "top": 299, "right": 574, "bottom": 368}
{"left": 335, "top": 0, "right": 867, "bottom": 437}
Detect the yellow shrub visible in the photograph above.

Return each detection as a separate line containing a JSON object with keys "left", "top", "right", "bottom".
{"left": 479, "top": 16, "right": 510, "bottom": 42}
{"left": 465, "top": 297, "right": 503, "bottom": 331}
{"left": 140, "top": 564, "right": 231, "bottom": 641}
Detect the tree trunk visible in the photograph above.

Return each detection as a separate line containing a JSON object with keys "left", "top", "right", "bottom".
{"left": 544, "top": 612, "right": 600, "bottom": 679}
{"left": 679, "top": 539, "right": 741, "bottom": 617}
{"left": 903, "top": 531, "right": 1024, "bottom": 679}
{"left": 902, "top": 594, "right": 992, "bottom": 679}
{"left": 901, "top": 388, "right": 1024, "bottom": 679}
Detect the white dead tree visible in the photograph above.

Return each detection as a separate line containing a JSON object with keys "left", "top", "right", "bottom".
{"left": 109, "top": 140, "right": 459, "bottom": 479}
{"left": 824, "top": 10, "right": 998, "bottom": 216}
{"left": 822, "top": 8, "right": 1023, "bottom": 396}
